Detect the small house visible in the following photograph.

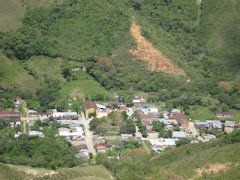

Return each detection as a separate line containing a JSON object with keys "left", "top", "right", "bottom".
{"left": 224, "top": 121, "right": 235, "bottom": 133}
{"left": 172, "top": 131, "right": 186, "bottom": 140}
{"left": 83, "top": 102, "right": 98, "bottom": 118}
{"left": 96, "top": 144, "right": 107, "bottom": 153}
{"left": 29, "top": 130, "right": 44, "bottom": 137}
{"left": 206, "top": 120, "right": 222, "bottom": 131}
{"left": 0, "top": 111, "right": 21, "bottom": 125}
{"left": 202, "top": 134, "right": 216, "bottom": 141}
{"left": 121, "top": 134, "right": 133, "bottom": 140}
{"left": 215, "top": 111, "right": 233, "bottom": 118}
{"left": 195, "top": 121, "right": 210, "bottom": 130}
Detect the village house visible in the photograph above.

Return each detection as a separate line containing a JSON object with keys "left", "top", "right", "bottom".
{"left": 53, "top": 111, "right": 78, "bottom": 120}
{"left": 206, "top": 120, "right": 222, "bottom": 131}
{"left": 224, "top": 121, "right": 235, "bottom": 133}
{"left": 195, "top": 121, "right": 210, "bottom": 130}
{"left": 201, "top": 134, "right": 216, "bottom": 141}
{"left": 75, "top": 149, "right": 89, "bottom": 159}
{"left": 72, "top": 66, "right": 86, "bottom": 71}
{"left": 14, "top": 97, "right": 21, "bottom": 109}
{"left": 235, "top": 123, "right": 240, "bottom": 130}
{"left": 96, "top": 144, "right": 107, "bottom": 153}
{"left": 121, "top": 134, "right": 133, "bottom": 140}
{"left": 96, "top": 104, "right": 108, "bottom": 118}
{"left": 132, "top": 96, "right": 146, "bottom": 103}
{"left": 136, "top": 109, "right": 159, "bottom": 122}
{"left": 215, "top": 111, "right": 233, "bottom": 118}
{"left": 83, "top": 102, "right": 98, "bottom": 118}
{"left": 115, "top": 103, "right": 128, "bottom": 114}
{"left": 147, "top": 130, "right": 159, "bottom": 139}
{"left": 58, "top": 127, "right": 84, "bottom": 138}
{"left": 140, "top": 105, "right": 158, "bottom": 114}
{"left": 71, "top": 137, "right": 87, "bottom": 147}
{"left": 29, "top": 110, "right": 50, "bottom": 122}
{"left": 141, "top": 120, "right": 153, "bottom": 131}
{"left": 168, "top": 112, "right": 188, "bottom": 128}
{"left": 172, "top": 131, "right": 187, "bottom": 141}
{"left": 0, "top": 111, "right": 21, "bottom": 126}
{"left": 29, "top": 130, "right": 44, "bottom": 137}
{"left": 149, "top": 138, "right": 176, "bottom": 153}
{"left": 93, "top": 136, "right": 107, "bottom": 145}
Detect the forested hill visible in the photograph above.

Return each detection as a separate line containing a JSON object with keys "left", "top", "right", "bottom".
{"left": 0, "top": 0, "right": 240, "bottom": 112}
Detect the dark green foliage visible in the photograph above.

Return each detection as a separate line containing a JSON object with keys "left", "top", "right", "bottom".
{"left": 37, "top": 78, "right": 61, "bottom": 111}
{"left": 90, "top": 112, "right": 135, "bottom": 136}
{"left": 176, "top": 138, "right": 191, "bottom": 147}
{"left": 152, "top": 121, "right": 172, "bottom": 138}
{"left": 0, "top": 127, "right": 82, "bottom": 169}
{"left": 223, "top": 130, "right": 240, "bottom": 144}
{"left": 122, "top": 140, "right": 140, "bottom": 149}
{"left": 1, "top": 0, "right": 130, "bottom": 60}
{"left": 120, "top": 119, "right": 136, "bottom": 135}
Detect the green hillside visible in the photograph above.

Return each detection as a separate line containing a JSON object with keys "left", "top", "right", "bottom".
{"left": 0, "top": 0, "right": 240, "bottom": 111}
{"left": 0, "top": 163, "right": 114, "bottom": 180}
{"left": 98, "top": 130, "right": 240, "bottom": 180}
{"left": 0, "top": 0, "right": 63, "bottom": 32}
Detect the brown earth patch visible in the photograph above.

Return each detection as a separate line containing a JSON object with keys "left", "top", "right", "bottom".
{"left": 194, "top": 163, "right": 229, "bottom": 178}
{"left": 218, "top": 81, "right": 232, "bottom": 91}
{"left": 130, "top": 21, "right": 185, "bottom": 75}
{"left": 97, "top": 57, "right": 112, "bottom": 67}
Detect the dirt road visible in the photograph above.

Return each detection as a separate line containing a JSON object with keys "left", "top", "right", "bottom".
{"left": 83, "top": 117, "right": 96, "bottom": 155}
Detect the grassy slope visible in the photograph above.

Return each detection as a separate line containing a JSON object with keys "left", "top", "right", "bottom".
{"left": 24, "top": 56, "right": 110, "bottom": 101}
{"left": 153, "top": 140, "right": 240, "bottom": 179}
{"left": 24, "top": 56, "right": 67, "bottom": 85}
{"left": 0, "top": 0, "right": 63, "bottom": 32}
{"left": 60, "top": 71, "right": 110, "bottom": 101}
{"left": 112, "top": 135, "right": 240, "bottom": 180}
{"left": 0, "top": 52, "right": 36, "bottom": 93}
{"left": 0, "top": 163, "right": 114, "bottom": 180}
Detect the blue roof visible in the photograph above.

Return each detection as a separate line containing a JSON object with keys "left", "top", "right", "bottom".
{"left": 195, "top": 121, "right": 208, "bottom": 126}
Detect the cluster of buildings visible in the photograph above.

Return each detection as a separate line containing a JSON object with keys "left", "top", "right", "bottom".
{"left": 195, "top": 120, "right": 240, "bottom": 134}
{"left": 0, "top": 111, "right": 21, "bottom": 127}
{"left": 135, "top": 105, "right": 192, "bottom": 153}
{"left": 83, "top": 101, "right": 130, "bottom": 119}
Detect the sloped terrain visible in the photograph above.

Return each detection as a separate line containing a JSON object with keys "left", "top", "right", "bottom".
{"left": 130, "top": 21, "right": 185, "bottom": 75}
{"left": 0, "top": 52, "right": 36, "bottom": 93}
{"left": 0, "top": 163, "right": 114, "bottom": 180}
{"left": 100, "top": 131, "right": 240, "bottom": 180}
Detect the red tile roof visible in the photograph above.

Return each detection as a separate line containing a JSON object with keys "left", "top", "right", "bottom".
{"left": 83, "top": 102, "right": 97, "bottom": 111}
{"left": 96, "top": 144, "right": 107, "bottom": 150}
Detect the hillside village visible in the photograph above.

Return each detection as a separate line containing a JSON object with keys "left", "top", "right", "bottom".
{"left": 1, "top": 96, "right": 240, "bottom": 160}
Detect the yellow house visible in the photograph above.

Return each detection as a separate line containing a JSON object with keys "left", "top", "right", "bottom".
{"left": 83, "top": 102, "right": 98, "bottom": 119}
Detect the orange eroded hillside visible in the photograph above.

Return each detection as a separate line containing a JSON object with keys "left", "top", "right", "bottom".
{"left": 130, "top": 22, "right": 185, "bottom": 75}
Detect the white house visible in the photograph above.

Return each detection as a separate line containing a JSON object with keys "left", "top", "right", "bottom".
{"left": 58, "top": 127, "right": 84, "bottom": 137}
{"left": 29, "top": 130, "right": 44, "bottom": 137}
{"left": 53, "top": 112, "right": 78, "bottom": 118}
{"left": 141, "top": 105, "right": 158, "bottom": 115}
{"left": 172, "top": 131, "right": 186, "bottom": 140}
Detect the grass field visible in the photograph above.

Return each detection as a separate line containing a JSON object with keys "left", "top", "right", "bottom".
{"left": 60, "top": 71, "right": 110, "bottom": 101}
{"left": 0, "top": 163, "right": 114, "bottom": 180}
{"left": 187, "top": 106, "right": 215, "bottom": 120}
{"left": 24, "top": 56, "right": 67, "bottom": 85}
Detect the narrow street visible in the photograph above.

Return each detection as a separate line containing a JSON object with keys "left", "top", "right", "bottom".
{"left": 83, "top": 116, "right": 96, "bottom": 155}
{"left": 188, "top": 122, "right": 204, "bottom": 142}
